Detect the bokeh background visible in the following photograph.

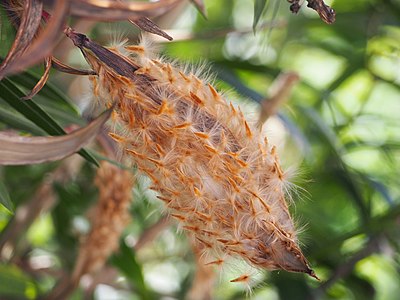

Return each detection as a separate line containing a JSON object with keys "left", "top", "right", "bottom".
{"left": 1, "top": 0, "right": 400, "bottom": 299}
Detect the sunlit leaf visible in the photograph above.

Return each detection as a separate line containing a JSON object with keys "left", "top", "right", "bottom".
{"left": 300, "top": 106, "right": 370, "bottom": 223}
{"left": 0, "top": 181, "right": 14, "bottom": 214}
{"left": 189, "top": 0, "right": 207, "bottom": 19}
{"left": 111, "top": 241, "right": 151, "bottom": 299}
{"left": 253, "top": 0, "right": 268, "bottom": 32}
{"left": 364, "top": 176, "right": 394, "bottom": 206}
{"left": 0, "top": 109, "right": 110, "bottom": 165}
{"left": 0, "top": 264, "right": 37, "bottom": 299}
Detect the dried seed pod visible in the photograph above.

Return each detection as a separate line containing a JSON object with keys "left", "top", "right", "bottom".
{"left": 72, "top": 161, "right": 133, "bottom": 281}
{"left": 47, "top": 161, "right": 134, "bottom": 300}
{"left": 66, "top": 28, "right": 317, "bottom": 280}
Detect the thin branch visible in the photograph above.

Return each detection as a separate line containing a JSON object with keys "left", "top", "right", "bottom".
{"left": 134, "top": 215, "right": 170, "bottom": 251}
{"left": 257, "top": 71, "right": 299, "bottom": 127}
{"left": 314, "top": 235, "right": 382, "bottom": 297}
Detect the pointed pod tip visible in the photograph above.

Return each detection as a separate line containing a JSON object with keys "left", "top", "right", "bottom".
{"left": 64, "top": 27, "right": 90, "bottom": 49}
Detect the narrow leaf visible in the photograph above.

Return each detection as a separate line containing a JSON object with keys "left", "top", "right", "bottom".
{"left": 0, "top": 78, "right": 98, "bottom": 166}
{"left": 189, "top": 0, "right": 207, "bottom": 19}
{"left": 0, "top": 107, "right": 45, "bottom": 135}
{"left": 69, "top": 0, "right": 180, "bottom": 20}
{"left": 111, "top": 241, "right": 150, "bottom": 299}
{"left": 0, "top": 0, "right": 43, "bottom": 79}
{"left": 0, "top": 109, "right": 110, "bottom": 165}
{"left": 300, "top": 106, "right": 370, "bottom": 224}
{"left": 0, "top": 182, "right": 14, "bottom": 214}
{"left": 6, "top": 67, "right": 80, "bottom": 115}
{"left": 130, "top": 17, "right": 173, "bottom": 41}
{"left": 253, "top": 0, "right": 268, "bottom": 32}
{"left": 364, "top": 176, "right": 394, "bottom": 206}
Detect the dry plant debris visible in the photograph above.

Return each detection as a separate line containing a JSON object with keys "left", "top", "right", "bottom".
{"left": 0, "top": 0, "right": 178, "bottom": 98}
{"left": 47, "top": 161, "right": 134, "bottom": 299}
{"left": 288, "top": 0, "right": 336, "bottom": 24}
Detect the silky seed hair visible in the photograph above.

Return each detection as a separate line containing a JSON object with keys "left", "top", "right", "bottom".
{"left": 66, "top": 28, "right": 317, "bottom": 281}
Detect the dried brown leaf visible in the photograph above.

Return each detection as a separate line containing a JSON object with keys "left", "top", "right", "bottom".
{"left": 115, "top": 0, "right": 172, "bottom": 40}
{"left": 51, "top": 57, "right": 97, "bottom": 75}
{"left": 288, "top": 0, "right": 335, "bottom": 24}
{"left": 0, "top": 0, "right": 43, "bottom": 79}
{"left": 189, "top": 0, "right": 207, "bottom": 19}
{"left": 2, "top": 0, "right": 69, "bottom": 76}
{"left": 306, "top": 0, "right": 336, "bottom": 24}
{"left": 130, "top": 17, "right": 173, "bottom": 41}
{"left": 0, "top": 109, "right": 111, "bottom": 165}
{"left": 69, "top": 0, "right": 180, "bottom": 20}
{"left": 21, "top": 56, "right": 52, "bottom": 100}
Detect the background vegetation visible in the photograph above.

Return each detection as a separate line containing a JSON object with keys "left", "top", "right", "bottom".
{"left": 1, "top": 0, "right": 399, "bottom": 299}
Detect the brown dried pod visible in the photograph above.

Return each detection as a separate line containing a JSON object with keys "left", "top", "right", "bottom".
{"left": 66, "top": 28, "right": 318, "bottom": 282}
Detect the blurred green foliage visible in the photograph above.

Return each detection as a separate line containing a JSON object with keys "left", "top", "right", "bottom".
{"left": 1, "top": 0, "right": 400, "bottom": 299}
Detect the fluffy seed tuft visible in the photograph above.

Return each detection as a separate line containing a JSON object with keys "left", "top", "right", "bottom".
{"left": 66, "top": 28, "right": 317, "bottom": 281}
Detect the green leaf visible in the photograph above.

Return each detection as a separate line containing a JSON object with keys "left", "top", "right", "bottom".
{"left": 0, "top": 264, "right": 37, "bottom": 299}
{"left": 0, "top": 78, "right": 98, "bottom": 166}
{"left": 0, "top": 181, "right": 14, "bottom": 214}
{"left": 189, "top": 0, "right": 207, "bottom": 19}
{"left": 111, "top": 240, "right": 151, "bottom": 299}
{"left": 9, "top": 71, "right": 79, "bottom": 115}
{"left": 300, "top": 106, "right": 370, "bottom": 224}
{"left": 0, "top": 57, "right": 79, "bottom": 115}
{"left": 0, "top": 107, "right": 45, "bottom": 135}
{"left": 253, "top": 0, "right": 268, "bottom": 32}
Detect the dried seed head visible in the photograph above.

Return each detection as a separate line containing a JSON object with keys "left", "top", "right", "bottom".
{"left": 67, "top": 29, "right": 317, "bottom": 280}
{"left": 72, "top": 161, "right": 133, "bottom": 281}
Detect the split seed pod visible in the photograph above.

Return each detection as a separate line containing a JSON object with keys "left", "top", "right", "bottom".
{"left": 65, "top": 28, "right": 317, "bottom": 280}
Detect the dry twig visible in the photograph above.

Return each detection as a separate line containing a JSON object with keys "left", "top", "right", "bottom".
{"left": 257, "top": 72, "right": 300, "bottom": 127}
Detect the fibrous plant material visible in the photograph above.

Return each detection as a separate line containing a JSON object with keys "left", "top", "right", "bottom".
{"left": 65, "top": 28, "right": 318, "bottom": 282}
{"left": 73, "top": 161, "right": 133, "bottom": 280}
{"left": 46, "top": 161, "right": 133, "bottom": 299}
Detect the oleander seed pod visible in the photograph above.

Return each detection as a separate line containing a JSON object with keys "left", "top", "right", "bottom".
{"left": 66, "top": 28, "right": 317, "bottom": 281}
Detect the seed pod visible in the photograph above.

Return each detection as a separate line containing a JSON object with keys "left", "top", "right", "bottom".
{"left": 73, "top": 161, "right": 133, "bottom": 281}
{"left": 66, "top": 28, "right": 317, "bottom": 280}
